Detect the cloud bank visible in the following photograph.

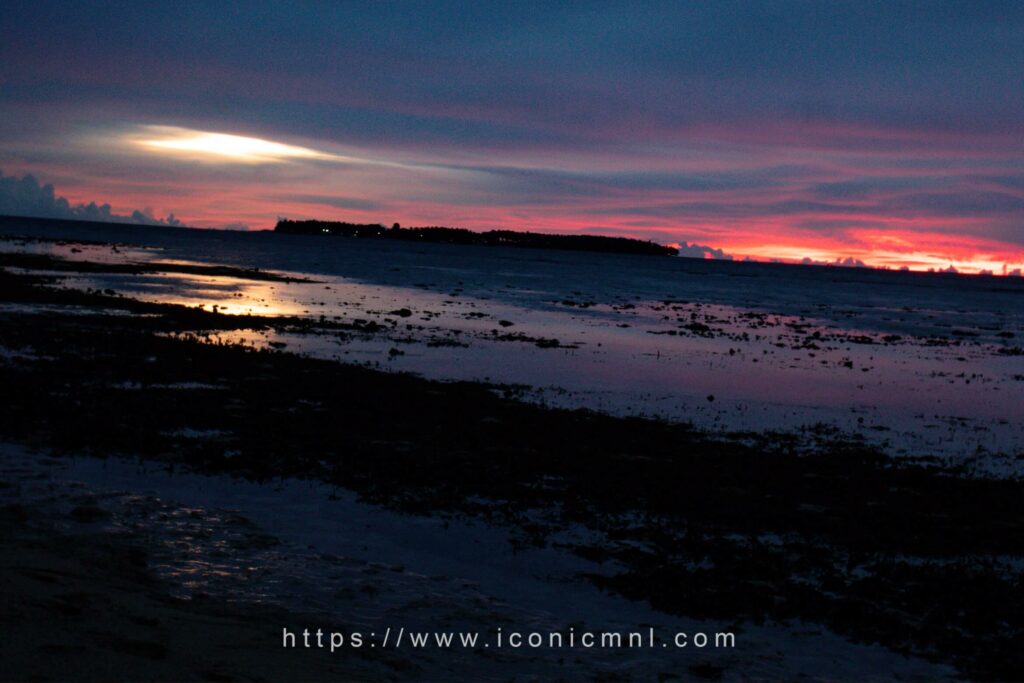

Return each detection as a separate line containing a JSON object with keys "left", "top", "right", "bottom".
{"left": 674, "top": 242, "right": 733, "bottom": 261}
{"left": 0, "top": 170, "right": 182, "bottom": 227}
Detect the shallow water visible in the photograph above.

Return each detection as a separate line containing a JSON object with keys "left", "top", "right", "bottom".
{"left": 2, "top": 221, "right": 1023, "bottom": 463}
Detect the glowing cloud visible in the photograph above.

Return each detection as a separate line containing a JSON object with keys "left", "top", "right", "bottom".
{"left": 131, "top": 126, "right": 343, "bottom": 164}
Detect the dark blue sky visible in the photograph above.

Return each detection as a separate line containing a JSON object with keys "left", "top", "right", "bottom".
{"left": 1, "top": 1, "right": 1022, "bottom": 271}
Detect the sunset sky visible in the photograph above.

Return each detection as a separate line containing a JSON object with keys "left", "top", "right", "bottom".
{"left": 1, "top": 2, "right": 1022, "bottom": 273}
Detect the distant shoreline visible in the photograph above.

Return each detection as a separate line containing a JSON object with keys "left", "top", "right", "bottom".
{"left": 0, "top": 214, "right": 676, "bottom": 257}
{"left": 2, "top": 213, "right": 1018, "bottom": 279}
{"left": 274, "top": 218, "right": 680, "bottom": 256}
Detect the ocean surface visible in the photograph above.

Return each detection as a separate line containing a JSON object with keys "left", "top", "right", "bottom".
{"left": 4, "top": 218, "right": 1024, "bottom": 466}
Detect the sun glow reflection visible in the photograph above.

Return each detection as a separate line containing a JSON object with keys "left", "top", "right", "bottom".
{"left": 132, "top": 126, "right": 342, "bottom": 163}
{"left": 735, "top": 245, "right": 1024, "bottom": 275}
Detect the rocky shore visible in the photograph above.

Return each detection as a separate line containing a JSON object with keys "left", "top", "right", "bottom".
{"left": 2, "top": 248, "right": 1022, "bottom": 680}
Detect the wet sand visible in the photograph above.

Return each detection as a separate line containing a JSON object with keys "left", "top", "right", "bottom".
{"left": 8, "top": 443, "right": 960, "bottom": 682}
{"left": 0, "top": 499, "right": 393, "bottom": 682}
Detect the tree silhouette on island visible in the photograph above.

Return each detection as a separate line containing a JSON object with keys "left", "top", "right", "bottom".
{"left": 275, "top": 219, "right": 679, "bottom": 257}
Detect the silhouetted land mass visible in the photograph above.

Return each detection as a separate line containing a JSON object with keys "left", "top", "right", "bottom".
{"left": 0, "top": 214, "right": 171, "bottom": 233}
{"left": 274, "top": 219, "right": 679, "bottom": 256}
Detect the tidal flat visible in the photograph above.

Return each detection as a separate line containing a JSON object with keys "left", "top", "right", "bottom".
{"left": 1, "top": 220, "right": 1023, "bottom": 680}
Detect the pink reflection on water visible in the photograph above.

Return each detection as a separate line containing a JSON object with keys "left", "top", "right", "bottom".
{"left": 15, "top": 240, "right": 1024, "bottom": 461}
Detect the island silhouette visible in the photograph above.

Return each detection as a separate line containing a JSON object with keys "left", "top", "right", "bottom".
{"left": 274, "top": 219, "right": 679, "bottom": 256}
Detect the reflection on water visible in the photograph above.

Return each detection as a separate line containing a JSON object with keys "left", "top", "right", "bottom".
{"left": 5, "top": 235, "right": 1024, "bottom": 462}
{"left": 0, "top": 236, "right": 156, "bottom": 264}
{"left": 116, "top": 274, "right": 310, "bottom": 317}
{"left": 136, "top": 266, "right": 1022, "bottom": 462}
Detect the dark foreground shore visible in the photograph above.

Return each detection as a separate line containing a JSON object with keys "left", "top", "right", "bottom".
{"left": 2, "top": 253, "right": 1023, "bottom": 680}
{"left": 0, "top": 501, "right": 392, "bottom": 682}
